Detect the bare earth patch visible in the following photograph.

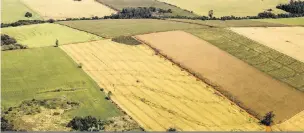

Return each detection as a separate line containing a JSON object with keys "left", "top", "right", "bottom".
{"left": 21, "top": 0, "right": 116, "bottom": 19}
{"left": 21, "top": 108, "right": 71, "bottom": 131}
{"left": 230, "top": 27, "right": 304, "bottom": 63}
{"left": 135, "top": 31, "right": 304, "bottom": 124}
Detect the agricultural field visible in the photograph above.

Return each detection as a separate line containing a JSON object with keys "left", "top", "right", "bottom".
{"left": 1, "top": 23, "right": 102, "bottom": 48}
{"left": 60, "top": 40, "right": 264, "bottom": 131}
{"left": 58, "top": 19, "right": 204, "bottom": 38}
{"left": 168, "top": 19, "right": 288, "bottom": 27}
{"left": 135, "top": 31, "right": 304, "bottom": 123}
{"left": 96, "top": 0, "right": 197, "bottom": 17}
{"left": 275, "top": 110, "right": 304, "bottom": 131}
{"left": 157, "top": 0, "right": 288, "bottom": 17}
{"left": 231, "top": 27, "right": 304, "bottom": 63}
{"left": 21, "top": 0, "right": 116, "bottom": 19}
{"left": 1, "top": 47, "right": 122, "bottom": 119}
{"left": 254, "top": 17, "right": 304, "bottom": 26}
{"left": 185, "top": 27, "right": 304, "bottom": 91}
{"left": 1, "top": 0, "right": 42, "bottom": 23}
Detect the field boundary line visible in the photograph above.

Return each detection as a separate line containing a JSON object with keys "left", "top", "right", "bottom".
{"left": 94, "top": 0, "right": 120, "bottom": 12}
{"left": 133, "top": 36, "right": 262, "bottom": 124}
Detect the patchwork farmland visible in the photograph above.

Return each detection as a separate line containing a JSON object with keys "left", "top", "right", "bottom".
{"left": 1, "top": 0, "right": 304, "bottom": 131}
{"left": 21, "top": 0, "right": 116, "bottom": 19}
{"left": 60, "top": 40, "right": 263, "bottom": 131}
{"left": 135, "top": 31, "right": 304, "bottom": 123}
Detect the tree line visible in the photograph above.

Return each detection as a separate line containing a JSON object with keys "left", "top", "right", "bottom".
{"left": 277, "top": 1, "right": 304, "bottom": 14}
{"left": 1, "top": 34, "right": 28, "bottom": 51}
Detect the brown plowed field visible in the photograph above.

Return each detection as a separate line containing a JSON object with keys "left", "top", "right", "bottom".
{"left": 60, "top": 40, "right": 263, "bottom": 131}
{"left": 135, "top": 31, "right": 304, "bottom": 123}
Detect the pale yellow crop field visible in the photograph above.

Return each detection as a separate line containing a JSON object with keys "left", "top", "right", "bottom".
{"left": 158, "top": 0, "right": 288, "bottom": 17}
{"left": 60, "top": 40, "right": 263, "bottom": 131}
{"left": 21, "top": 0, "right": 116, "bottom": 19}
{"left": 273, "top": 110, "right": 304, "bottom": 131}
{"left": 231, "top": 27, "right": 304, "bottom": 63}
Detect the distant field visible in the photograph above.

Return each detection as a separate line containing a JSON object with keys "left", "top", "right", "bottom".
{"left": 1, "top": 47, "right": 122, "bottom": 119}
{"left": 58, "top": 19, "right": 204, "bottom": 38}
{"left": 1, "top": 0, "right": 42, "bottom": 23}
{"left": 168, "top": 19, "right": 288, "bottom": 27}
{"left": 1, "top": 23, "right": 102, "bottom": 48}
{"left": 231, "top": 27, "right": 304, "bottom": 63}
{"left": 60, "top": 39, "right": 263, "bottom": 131}
{"left": 185, "top": 27, "right": 304, "bottom": 91}
{"left": 254, "top": 17, "right": 304, "bottom": 26}
{"left": 96, "top": 0, "right": 197, "bottom": 17}
{"left": 158, "top": 0, "right": 288, "bottom": 17}
{"left": 21, "top": 0, "right": 116, "bottom": 19}
{"left": 135, "top": 31, "right": 304, "bottom": 123}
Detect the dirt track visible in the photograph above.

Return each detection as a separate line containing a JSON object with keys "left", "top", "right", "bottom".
{"left": 135, "top": 31, "right": 304, "bottom": 123}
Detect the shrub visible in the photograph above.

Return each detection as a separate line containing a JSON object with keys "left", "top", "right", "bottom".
{"left": 67, "top": 116, "right": 100, "bottom": 131}
{"left": 167, "top": 127, "right": 176, "bottom": 132}
{"left": 260, "top": 111, "right": 275, "bottom": 126}
{"left": 78, "top": 63, "right": 83, "bottom": 68}
{"left": 25, "top": 12, "right": 32, "bottom": 18}
{"left": 47, "top": 19, "right": 55, "bottom": 23}
{"left": 1, "top": 117, "right": 14, "bottom": 131}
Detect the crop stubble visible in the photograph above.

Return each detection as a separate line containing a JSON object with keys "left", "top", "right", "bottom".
{"left": 135, "top": 31, "right": 304, "bottom": 123}
{"left": 60, "top": 40, "right": 263, "bottom": 131}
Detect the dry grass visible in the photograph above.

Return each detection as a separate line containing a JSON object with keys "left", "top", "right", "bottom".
{"left": 135, "top": 31, "right": 304, "bottom": 124}
{"left": 21, "top": 0, "right": 116, "bottom": 19}
{"left": 60, "top": 40, "right": 263, "bottom": 131}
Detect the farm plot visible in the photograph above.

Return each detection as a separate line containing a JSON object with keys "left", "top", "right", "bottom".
{"left": 254, "top": 17, "right": 304, "bottom": 26}
{"left": 1, "top": 0, "right": 42, "bottom": 23}
{"left": 185, "top": 27, "right": 304, "bottom": 91}
{"left": 157, "top": 0, "right": 288, "bottom": 17}
{"left": 21, "top": 0, "right": 116, "bottom": 19}
{"left": 158, "top": 0, "right": 288, "bottom": 17}
{"left": 135, "top": 31, "right": 304, "bottom": 124}
{"left": 168, "top": 19, "right": 288, "bottom": 28}
{"left": 275, "top": 110, "right": 304, "bottom": 131}
{"left": 231, "top": 27, "right": 304, "bottom": 63}
{"left": 60, "top": 40, "right": 263, "bottom": 131}
{"left": 1, "top": 23, "right": 102, "bottom": 48}
{"left": 58, "top": 19, "right": 204, "bottom": 38}
{"left": 96, "top": 0, "right": 197, "bottom": 17}
{"left": 1, "top": 47, "right": 122, "bottom": 119}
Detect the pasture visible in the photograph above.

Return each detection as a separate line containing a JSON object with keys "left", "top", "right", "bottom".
{"left": 1, "top": 47, "right": 122, "bottom": 119}
{"left": 185, "top": 27, "right": 304, "bottom": 91}
{"left": 254, "top": 17, "right": 304, "bottom": 26}
{"left": 168, "top": 19, "right": 288, "bottom": 27}
{"left": 231, "top": 27, "right": 304, "bottom": 63}
{"left": 58, "top": 19, "right": 204, "bottom": 38}
{"left": 1, "top": 0, "right": 42, "bottom": 23}
{"left": 1, "top": 23, "right": 102, "bottom": 48}
{"left": 135, "top": 31, "right": 304, "bottom": 123}
{"left": 21, "top": 0, "right": 116, "bottom": 19}
{"left": 158, "top": 0, "right": 288, "bottom": 17}
{"left": 60, "top": 40, "right": 263, "bottom": 131}
{"left": 96, "top": 0, "right": 197, "bottom": 17}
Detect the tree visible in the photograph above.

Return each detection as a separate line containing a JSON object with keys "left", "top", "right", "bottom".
{"left": 67, "top": 116, "right": 99, "bottom": 131}
{"left": 167, "top": 127, "right": 176, "bottom": 132}
{"left": 208, "top": 10, "right": 214, "bottom": 18}
{"left": 1, "top": 117, "right": 14, "bottom": 131}
{"left": 25, "top": 12, "right": 33, "bottom": 18}
{"left": 260, "top": 111, "right": 275, "bottom": 132}
{"left": 55, "top": 39, "right": 59, "bottom": 47}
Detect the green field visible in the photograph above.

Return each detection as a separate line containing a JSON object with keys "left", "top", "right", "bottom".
{"left": 254, "top": 17, "right": 304, "bottom": 26}
{"left": 58, "top": 19, "right": 204, "bottom": 38}
{"left": 158, "top": 0, "right": 288, "bottom": 17}
{"left": 168, "top": 19, "right": 288, "bottom": 27}
{"left": 185, "top": 27, "right": 304, "bottom": 91}
{"left": 96, "top": 0, "right": 197, "bottom": 17}
{"left": 1, "top": 23, "right": 102, "bottom": 48}
{"left": 1, "top": 0, "right": 42, "bottom": 23}
{"left": 1, "top": 47, "right": 122, "bottom": 118}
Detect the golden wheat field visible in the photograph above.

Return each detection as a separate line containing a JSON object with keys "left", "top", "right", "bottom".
{"left": 21, "top": 0, "right": 116, "bottom": 19}
{"left": 60, "top": 40, "right": 264, "bottom": 131}
{"left": 273, "top": 111, "right": 304, "bottom": 131}
{"left": 231, "top": 27, "right": 304, "bottom": 63}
